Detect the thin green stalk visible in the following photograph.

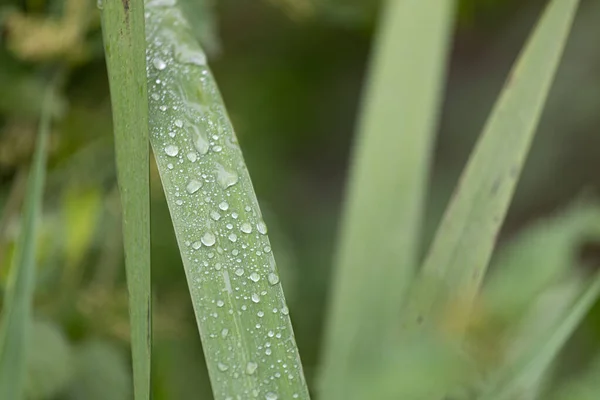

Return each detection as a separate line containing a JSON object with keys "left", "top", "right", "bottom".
{"left": 0, "top": 84, "right": 52, "bottom": 399}
{"left": 403, "top": 0, "right": 582, "bottom": 334}
{"left": 100, "top": 1, "right": 151, "bottom": 399}
{"left": 144, "top": 2, "right": 310, "bottom": 399}
{"left": 319, "top": 1, "right": 455, "bottom": 399}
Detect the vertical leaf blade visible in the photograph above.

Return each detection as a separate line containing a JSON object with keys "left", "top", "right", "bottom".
{"left": 145, "top": 2, "right": 310, "bottom": 399}
{"left": 0, "top": 86, "right": 51, "bottom": 399}
{"left": 405, "top": 0, "right": 582, "bottom": 332}
{"left": 319, "top": 1, "right": 455, "bottom": 399}
{"left": 100, "top": 1, "right": 152, "bottom": 399}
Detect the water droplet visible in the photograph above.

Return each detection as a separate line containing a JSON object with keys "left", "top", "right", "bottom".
{"left": 265, "top": 392, "right": 278, "bottom": 400}
{"left": 153, "top": 57, "right": 166, "bottom": 70}
{"left": 213, "top": 145, "right": 223, "bottom": 152}
{"left": 174, "top": 119, "right": 183, "bottom": 128}
{"left": 264, "top": 246, "right": 271, "bottom": 253}
{"left": 221, "top": 328, "right": 229, "bottom": 338}
{"left": 216, "top": 300, "right": 224, "bottom": 307}
{"left": 246, "top": 362, "right": 258, "bottom": 375}
{"left": 210, "top": 211, "right": 221, "bottom": 221}
{"left": 257, "top": 221, "right": 268, "bottom": 235}
{"left": 174, "top": 42, "right": 207, "bottom": 66}
{"left": 151, "top": 93, "right": 160, "bottom": 101}
{"left": 265, "top": 348, "right": 272, "bottom": 355}
{"left": 267, "top": 273, "right": 279, "bottom": 285}
{"left": 232, "top": 249, "right": 239, "bottom": 256}
{"left": 231, "top": 212, "right": 239, "bottom": 219}
{"left": 191, "top": 125, "right": 210, "bottom": 155}
{"left": 192, "top": 241, "right": 202, "bottom": 250}
{"left": 267, "top": 330, "right": 274, "bottom": 338}
{"left": 228, "top": 233, "right": 237, "bottom": 243}
{"left": 187, "top": 152, "right": 198, "bottom": 162}
{"left": 251, "top": 293, "right": 260, "bottom": 303}
{"left": 186, "top": 179, "right": 203, "bottom": 194}
{"left": 215, "top": 263, "right": 222, "bottom": 271}
{"left": 96, "top": 0, "right": 104, "bottom": 10}
{"left": 226, "top": 223, "right": 234, "bottom": 230}
{"left": 159, "top": 105, "right": 168, "bottom": 111}
{"left": 257, "top": 311, "right": 264, "bottom": 317}
{"left": 249, "top": 272, "right": 260, "bottom": 282}
{"left": 165, "top": 145, "right": 179, "bottom": 157}
{"left": 147, "top": 0, "right": 176, "bottom": 8}
{"left": 281, "top": 306, "right": 289, "bottom": 315}
{"left": 219, "top": 201, "right": 229, "bottom": 211}
{"left": 167, "top": 163, "right": 174, "bottom": 170}
{"left": 216, "top": 164, "right": 239, "bottom": 189}
{"left": 201, "top": 232, "right": 216, "bottom": 247}
{"left": 217, "top": 363, "right": 229, "bottom": 372}
{"left": 235, "top": 268, "right": 244, "bottom": 276}
{"left": 175, "top": 200, "right": 183, "bottom": 206}
{"left": 240, "top": 223, "right": 253, "bottom": 234}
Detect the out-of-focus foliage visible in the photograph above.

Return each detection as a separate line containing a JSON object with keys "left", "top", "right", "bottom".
{"left": 1, "top": 0, "right": 600, "bottom": 398}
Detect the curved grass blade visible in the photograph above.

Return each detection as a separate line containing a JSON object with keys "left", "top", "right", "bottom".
{"left": 100, "top": 1, "right": 151, "bottom": 399}
{"left": 144, "top": 2, "right": 310, "bottom": 399}
{"left": 403, "top": 0, "right": 582, "bottom": 333}
{"left": 318, "top": 1, "right": 455, "bottom": 398}
{"left": 0, "top": 84, "right": 52, "bottom": 399}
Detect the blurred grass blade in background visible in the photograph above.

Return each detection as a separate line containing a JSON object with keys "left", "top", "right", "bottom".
{"left": 319, "top": 0, "right": 455, "bottom": 399}
{"left": 0, "top": 84, "right": 52, "bottom": 399}
{"left": 404, "top": 0, "right": 582, "bottom": 334}
{"left": 144, "top": 2, "right": 310, "bottom": 399}
{"left": 100, "top": 0, "right": 152, "bottom": 399}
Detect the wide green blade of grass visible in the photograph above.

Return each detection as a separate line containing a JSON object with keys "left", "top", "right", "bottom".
{"left": 144, "top": 2, "right": 310, "bottom": 399}
{"left": 319, "top": 1, "right": 455, "bottom": 399}
{"left": 100, "top": 1, "right": 152, "bottom": 399}
{"left": 403, "top": 0, "right": 582, "bottom": 334}
{"left": 0, "top": 84, "right": 52, "bottom": 399}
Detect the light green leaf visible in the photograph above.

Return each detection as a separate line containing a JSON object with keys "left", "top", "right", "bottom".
{"left": 145, "top": 2, "right": 310, "bottom": 399}
{"left": 0, "top": 84, "right": 52, "bottom": 399}
{"left": 404, "top": 0, "right": 582, "bottom": 333}
{"left": 100, "top": 0, "right": 151, "bottom": 399}
{"left": 319, "top": 1, "right": 455, "bottom": 399}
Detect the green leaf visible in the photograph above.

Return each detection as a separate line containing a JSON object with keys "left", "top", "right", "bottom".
{"left": 404, "top": 0, "right": 582, "bottom": 333}
{"left": 145, "top": 2, "right": 310, "bottom": 400}
{"left": 100, "top": 1, "right": 151, "bottom": 399}
{"left": 319, "top": 1, "right": 455, "bottom": 398}
{"left": 0, "top": 83, "right": 52, "bottom": 399}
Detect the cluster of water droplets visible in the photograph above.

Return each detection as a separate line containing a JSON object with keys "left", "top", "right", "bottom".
{"left": 145, "top": 3, "right": 306, "bottom": 399}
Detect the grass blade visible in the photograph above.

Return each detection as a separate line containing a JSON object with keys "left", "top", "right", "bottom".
{"left": 100, "top": 1, "right": 151, "bottom": 399}
{"left": 0, "top": 84, "right": 52, "bottom": 399}
{"left": 319, "top": 1, "right": 455, "bottom": 398}
{"left": 144, "top": 2, "right": 310, "bottom": 399}
{"left": 404, "top": 0, "right": 582, "bottom": 333}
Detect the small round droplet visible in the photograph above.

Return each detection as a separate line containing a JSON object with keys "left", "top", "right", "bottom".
{"left": 201, "top": 232, "right": 216, "bottom": 247}
{"left": 257, "top": 311, "right": 264, "bottom": 317}
{"left": 251, "top": 293, "right": 260, "bottom": 303}
{"left": 219, "top": 201, "right": 229, "bottom": 211}
{"left": 267, "top": 330, "right": 274, "bottom": 338}
{"left": 153, "top": 57, "right": 167, "bottom": 70}
{"left": 159, "top": 105, "right": 167, "bottom": 112}
{"left": 187, "top": 152, "right": 198, "bottom": 162}
{"left": 246, "top": 362, "right": 258, "bottom": 375}
{"left": 267, "top": 273, "right": 279, "bottom": 285}
{"left": 192, "top": 241, "right": 202, "bottom": 250}
{"left": 249, "top": 272, "right": 260, "bottom": 282}
{"left": 228, "top": 233, "right": 237, "bottom": 243}
{"left": 174, "top": 119, "right": 183, "bottom": 128}
{"left": 265, "top": 392, "right": 278, "bottom": 400}
{"left": 240, "top": 223, "right": 252, "bottom": 234}
{"left": 217, "top": 363, "right": 229, "bottom": 372}
{"left": 216, "top": 300, "right": 224, "bottom": 307}
{"left": 186, "top": 179, "right": 203, "bottom": 194}
{"left": 221, "top": 328, "right": 229, "bottom": 338}
{"left": 165, "top": 145, "right": 179, "bottom": 157}
{"left": 235, "top": 268, "right": 244, "bottom": 277}
{"left": 264, "top": 246, "right": 271, "bottom": 253}
{"left": 281, "top": 306, "right": 289, "bottom": 315}
{"left": 257, "top": 221, "right": 268, "bottom": 235}
{"left": 231, "top": 212, "right": 239, "bottom": 219}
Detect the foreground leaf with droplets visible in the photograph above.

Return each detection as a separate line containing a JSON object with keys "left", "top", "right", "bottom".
{"left": 319, "top": 0, "right": 455, "bottom": 398}
{"left": 0, "top": 84, "right": 51, "bottom": 399}
{"left": 145, "top": 2, "right": 310, "bottom": 399}
{"left": 403, "top": 0, "right": 583, "bottom": 334}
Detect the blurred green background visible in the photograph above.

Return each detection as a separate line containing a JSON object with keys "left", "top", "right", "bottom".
{"left": 1, "top": 0, "right": 600, "bottom": 399}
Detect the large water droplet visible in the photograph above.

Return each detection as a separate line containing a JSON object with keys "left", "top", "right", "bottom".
{"left": 246, "top": 362, "right": 258, "bottom": 375}
{"left": 267, "top": 273, "right": 279, "bottom": 285}
{"left": 174, "top": 119, "right": 183, "bottom": 128}
{"left": 249, "top": 272, "right": 260, "bottom": 282}
{"left": 216, "top": 164, "right": 239, "bottom": 189}
{"left": 235, "top": 268, "right": 244, "bottom": 277}
{"left": 216, "top": 300, "right": 224, "bottom": 307}
{"left": 192, "top": 241, "right": 202, "bottom": 250}
{"left": 240, "top": 223, "right": 252, "bottom": 234}
{"left": 186, "top": 179, "right": 203, "bottom": 194}
{"left": 201, "top": 232, "right": 216, "bottom": 247}
{"left": 219, "top": 201, "right": 229, "bottom": 211}
{"left": 165, "top": 145, "right": 179, "bottom": 157}
{"left": 210, "top": 211, "right": 221, "bottom": 221}
{"left": 191, "top": 125, "right": 210, "bottom": 155}
{"left": 187, "top": 152, "right": 198, "bottom": 162}
{"left": 228, "top": 233, "right": 237, "bottom": 243}
{"left": 153, "top": 57, "right": 167, "bottom": 71}
{"left": 265, "top": 393, "right": 278, "bottom": 400}
{"left": 217, "top": 363, "right": 229, "bottom": 372}
{"left": 251, "top": 293, "right": 260, "bottom": 303}
{"left": 281, "top": 306, "right": 289, "bottom": 315}
{"left": 257, "top": 221, "right": 268, "bottom": 235}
